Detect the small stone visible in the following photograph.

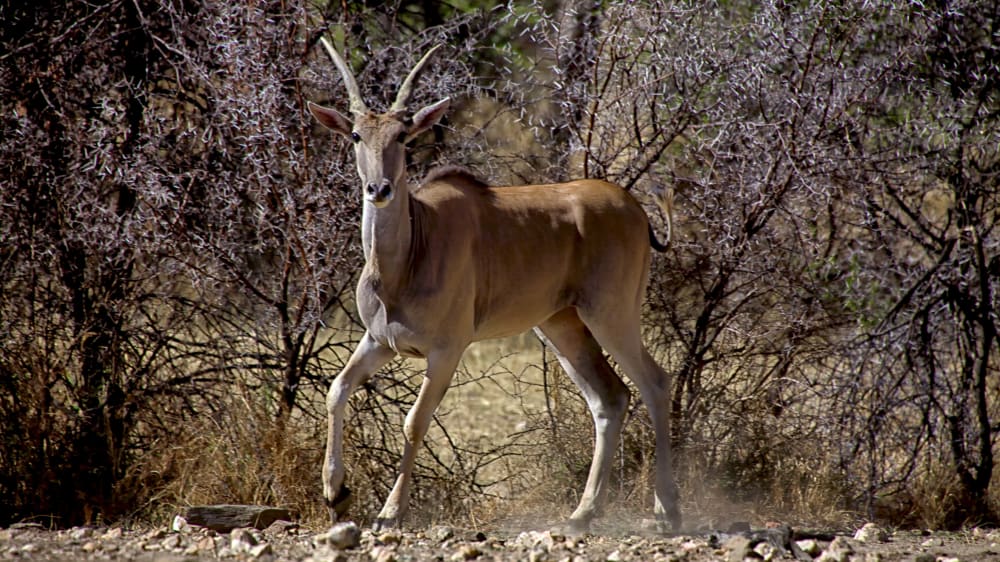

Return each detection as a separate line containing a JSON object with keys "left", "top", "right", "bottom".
{"left": 913, "top": 554, "right": 936, "bottom": 562}
{"left": 145, "top": 529, "right": 168, "bottom": 540}
{"left": 516, "top": 531, "right": 558, "bottom": 551}
{"left": 795, "top": 539, "right": 821, "bottom": 556}
{"left": 69, "top": 526, "right": 94, "bottom": 540}
{"left": 607, "top": 549, "right": 623, "bottom": 561}
{"left": 196, "top": 535, "right": 218, "bottom": 553}
{"left": 723, "top": 536, "right": 752, "bottom": 562}
{"left": 854, "top": 523, "right": 889, "bottom": 543}
{"left": 377, "top": 530, "right": 402, "bottom": 545}
{"left": 920, "top": 537, "right": 943, "bottom": 547}
{"left": 430, "top": 526, "right": 454, "bottom": 542}
{"left": 82, "top": 541, "right": 98, "bottom": 552}
{"left": 21, "top": 543, "right": 39, "bottom": 553}
{"left": 160, "top": 534, "right": 184, "bottom": 550}
{"left": 817, "top": 536, "right": 855, "bottom": 562}
{"left": 370, "top": 545, "right": 398, "bottom": 562}
{"left": 103, "top": 527, "right": 124, "bottom": 540}
{"left": 231, "top": 527, "right": 259, "bottom": 553}
{"left": 172, "top": 515, "right": 191, "bottom": 533}
{"left": 319, "top": 521, "right": 362, "bottom": 550}
{"left": 450, "top": 545, "right": 482, "bottom": 560}
{"left": 265, "top": 520, "right": 299, "bottom": 535}
{"left": 754, "top": 541, "right": 778, "bottom": 561}
{"left": 250, "top": 542, "right": 273, "bottom": 558}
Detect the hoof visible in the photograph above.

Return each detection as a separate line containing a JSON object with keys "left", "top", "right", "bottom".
{"left": 660, "top": 510, "right": 682, "bottom": 533}
{"left": 372, "top": 517, "right": 397, "bottom": 532}
{"left": 565, "top": 517, "right": 592, "bottom": 536}
{"left": 326, "top": 485, "right": 353, "bottom": 523}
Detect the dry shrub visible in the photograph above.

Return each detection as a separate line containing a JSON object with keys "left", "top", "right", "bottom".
{"left": 875, "top": 458, "right": 1000, "bottom": 531}
{"left": 124, "top": 385, "right": 327, "bottom": 527}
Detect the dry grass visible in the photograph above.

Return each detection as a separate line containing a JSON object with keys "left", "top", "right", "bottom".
{"left": 118, "top": 331, "right": 996, "bottom": 533}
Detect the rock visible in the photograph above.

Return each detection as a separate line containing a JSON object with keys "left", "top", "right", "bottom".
{"left": 160, "top": 534, "right": 184, "bottom": 550}
{"left": 172, "top": 515, "right": 192, "bottom": 533}
{"left": 82, "top": 541, "right": 98, "bottom": 552}
{"left": 376, "top": 530, "right": 402, "bottom": 545}
{"left": 817, "top": 537, "right": 855, "bottom": 562}
{"left": 723, "top": 535, "right": 753, "bottom": 562}
{"left": 69, "top": 526, "right": 94, "bottom": 540}
{"left": 184, "top": 505, "right": 295, "bottom": 532}
{"left": 912, "top": 554, "right": 936, "bottom": 562}
{"left": 450, "top": 544, "right": 483, "bottom": 560}
{"left": 316, "top": 522, "right": 361, "bottom": 550}
{"left": 250, "top": 542, "right": 273, "bottom": 558}
{"left": 429, "top": 526, "right": 455, "bottom": 542}
{"left": 184, "top": 535, "right": 218, "bottom": 555}
{"left": 920, "top": 537, "right": 943, "bottom": 547}
{"left": 230, "top": 527, "right": 259, "bottom": 554}
{"left": 516, "top": 531, "right": 559, "bottom": 551}
{"left": 607, "top": 549, "right": 624, "bottom": 561}
{"left": 795, "top": 539, "right": 821, "bottom": 556}
{"left": 370, "top": 545, "right": 398, "bottom": 562}
{"left": 754, "top": 541, "right": 778, "bottom": 561}
{"left": 854, "top": 523, "right": 889, "bottom": 543}
{"left": 265, "top": 520, "right": 299, "bottom": 535}
{"left": 103, "top": 527, "right": 124, "bottom": 540}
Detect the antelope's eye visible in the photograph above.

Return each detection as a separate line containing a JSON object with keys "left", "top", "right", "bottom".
{"left": 396, "top": 132, "right": 407, "bottom": 144}
{"left": 350, "top": 131, "right": 361, "bottom": 143}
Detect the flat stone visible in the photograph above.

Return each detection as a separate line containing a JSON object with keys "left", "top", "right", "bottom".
{"left": 184, "top": 505, "right": 294, "bottom": 532}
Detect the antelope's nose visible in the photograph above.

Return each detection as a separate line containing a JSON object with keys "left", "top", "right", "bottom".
{"left": 365, "top": 179, "right": 394, "bottom": 207}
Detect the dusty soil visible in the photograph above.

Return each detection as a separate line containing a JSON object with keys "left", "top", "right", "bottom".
{"left": 3, "top": 520, "right": 1000, "bottom": 562}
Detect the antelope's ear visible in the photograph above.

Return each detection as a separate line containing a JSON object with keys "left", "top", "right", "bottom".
{"left": 308, "top": 101, "right": 353, "bottom": 137}
{"left": 406, "top": 97, "right": 450, "bottom": 141}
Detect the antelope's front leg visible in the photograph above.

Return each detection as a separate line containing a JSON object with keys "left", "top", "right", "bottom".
{"left": 373, "top": 349, "right": 462, "bottom": 530}
{"left": 325, "top": 332, "right": 395, "bottom": 522}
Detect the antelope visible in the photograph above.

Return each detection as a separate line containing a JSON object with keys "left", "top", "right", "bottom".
{"left": 307, "top": 37, "right": 680, "bottom": 532}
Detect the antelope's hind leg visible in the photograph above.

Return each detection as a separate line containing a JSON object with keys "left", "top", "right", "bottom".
{"left": 579, "top": 308, "right": 682, "bottom": 531}
{"left": 324, "top": 332, "right": 396, "bottom": 522}
{"left": 536, "top": 308, "right": 630, "bottom": 533}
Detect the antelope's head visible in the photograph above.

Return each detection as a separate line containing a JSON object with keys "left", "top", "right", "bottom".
{"left": 308, "top": 39, "right": 450, "bottom": 208}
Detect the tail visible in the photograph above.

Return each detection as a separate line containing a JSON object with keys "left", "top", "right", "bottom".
{"left": 648, "top": 186, "right": 673, "bottom": 253}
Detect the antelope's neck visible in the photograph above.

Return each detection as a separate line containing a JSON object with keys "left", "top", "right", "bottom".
{"left": 361, "top": 192, "right": 413, "bottom": 293}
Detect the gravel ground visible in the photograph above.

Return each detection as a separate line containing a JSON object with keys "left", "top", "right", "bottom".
{"left": 3, "top": 519, "right": 1000, "bottom": 561}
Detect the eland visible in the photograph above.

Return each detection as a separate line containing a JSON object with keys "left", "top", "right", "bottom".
{"left": 307, "top": 37, "right": 680, "bottom": 532}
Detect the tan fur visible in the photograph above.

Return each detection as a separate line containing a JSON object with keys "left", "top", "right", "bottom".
{"left": 309, "top": 41, "right": 680, "bottom": 532}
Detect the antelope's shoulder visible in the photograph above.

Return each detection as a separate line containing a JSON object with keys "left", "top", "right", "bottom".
{"left": 419, "top": 165, "right": 488, "bottom": 189}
